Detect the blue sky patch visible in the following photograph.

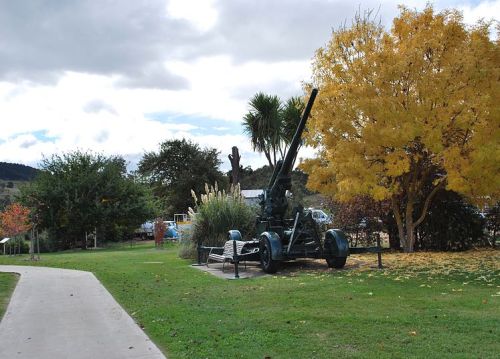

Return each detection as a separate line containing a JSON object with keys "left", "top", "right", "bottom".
{"left": 146, "top": 112, "right": 244, "bottom": 136}
{"left": 32, "top": 130, "right": 59, "bottom": 142}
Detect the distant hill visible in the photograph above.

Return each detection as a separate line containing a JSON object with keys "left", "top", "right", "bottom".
{"left": 0, "top": 162, "right": 39, "bottom": 181}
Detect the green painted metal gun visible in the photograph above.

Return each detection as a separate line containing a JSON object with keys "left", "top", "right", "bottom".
{"left": 249, "top": 89, "right": 349, "bottom": 273}
{"left": 260, "top": 88, "right": 318, "bottom": 219}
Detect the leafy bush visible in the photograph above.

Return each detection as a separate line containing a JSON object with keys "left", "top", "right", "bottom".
{"left": 415, "top": 191, "right": 487, "bottom": 251}
{"left": 484, "top": 203, "right": 499, "bottom": 246}
{"left": 188, "top": 183, "right": 256, "bottom": 249}
{"left": 329, "top": 196, "right": 387, "bottom": 247}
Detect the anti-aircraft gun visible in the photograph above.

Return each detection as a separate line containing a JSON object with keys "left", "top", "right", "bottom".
{"left": 252, "top": 88, "right": 350, "bottom": 273}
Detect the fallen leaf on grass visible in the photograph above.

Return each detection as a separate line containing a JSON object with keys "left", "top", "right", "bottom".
{"left": 357, "top": 249, "right": 498, "bottom": 283}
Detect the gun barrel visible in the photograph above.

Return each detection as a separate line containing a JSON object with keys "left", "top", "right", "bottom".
{"left": 262, "top": 88, "right": 318, "bottom": 218}
{"left": 275, "top": 88, "right": 318, "bottom": 180}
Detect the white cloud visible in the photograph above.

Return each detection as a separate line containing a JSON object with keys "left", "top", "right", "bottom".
{"left": 0, "top": 0, "right": 498, "bottom": 172}
{"left": 457, "top": 1, "right": 500, "bottom": 25}
{"left": 166, "top": 0, "right": 218, "bottom": 32}
{"left": 0, "top": 66, "right": 260, "bottom": 169}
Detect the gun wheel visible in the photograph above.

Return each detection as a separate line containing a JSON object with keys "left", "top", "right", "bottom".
{"left": 260, "top": 239, "right": 279, "bottom": 274}
{"left": 326, "top": 256, "right": 347, "bottom": 269}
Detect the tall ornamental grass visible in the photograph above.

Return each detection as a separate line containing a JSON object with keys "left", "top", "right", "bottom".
{"left": 189, "top": 183, "right": 256, "bottom": 248}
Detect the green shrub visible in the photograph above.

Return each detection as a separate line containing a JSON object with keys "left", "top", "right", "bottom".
{"left": 178, "top": 239, "right": 197, "bottom": 259}
{"left": 415, "top": 190, "right": 487, "bottom": 250}
{"left": 188, "top": 183, "right": 256, "bottom": 248}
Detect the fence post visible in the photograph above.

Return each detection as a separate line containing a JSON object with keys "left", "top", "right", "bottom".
{"left": 376, "top": 233, "right": 383, "bottom": 269}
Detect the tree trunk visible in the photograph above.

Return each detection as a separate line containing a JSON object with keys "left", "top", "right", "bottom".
{"left": 30, "top": 228, "right": 35, "bottom": 260}
{"left": 404, "top": 199, "right": 416, "bottom": 252}
{"left": 405, "top": 217, "right": 416, "bottom": 252}
{"left": 391, "top": 181, "right": 445, "bottom": 253}
{"left": 264, "top": 151, "right": 274, "bottom": 170}
{"left": 228, "top": 146, "right": 241, "bottom": 185}
{"left": 391, "top": 197, "right": 406, "bottom": 251}
{"left": 81, "top": 232, "right": 87, "bottom": 250}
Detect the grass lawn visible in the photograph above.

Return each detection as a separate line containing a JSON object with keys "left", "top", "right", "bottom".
{"left": 0, "top": 272, "right": 18, "bottom": 319}
{"left": 0, "top": 243, "right": 498, "bottom": 358}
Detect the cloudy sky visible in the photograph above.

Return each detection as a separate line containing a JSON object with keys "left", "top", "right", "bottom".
{"left": 0, "top": 0, "right": 498, "bottom": 171}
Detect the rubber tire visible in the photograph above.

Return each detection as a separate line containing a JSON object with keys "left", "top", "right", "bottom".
{"left": 326, "top": 256, "right": 347, "bottom": 269}
{"left": 260, "top": 238, "right": 279, "bottom": 274}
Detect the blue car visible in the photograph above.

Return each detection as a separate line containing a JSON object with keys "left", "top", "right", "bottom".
{"left": 163, "top": 221, "right": 179, "bottom": 239}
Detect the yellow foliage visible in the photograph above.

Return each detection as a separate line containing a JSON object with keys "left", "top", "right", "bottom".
{"left": 303, "top": 5, "right": 499, "bottom": 207}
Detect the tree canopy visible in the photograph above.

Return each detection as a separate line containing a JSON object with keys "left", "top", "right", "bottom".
{"left": 243, "top": 93, "right": 305, "bottom": 169}
{"left": 137, "top": 139, "right": 226, "bottom": 216}
{"left": 21, "top": 151, "right": 156, "bottom": 249}
{"left": 0, "top": 202, "right": 31, "bottom": 238}
{"left": 303, "top": 6, "right": 499, "bottom": 252}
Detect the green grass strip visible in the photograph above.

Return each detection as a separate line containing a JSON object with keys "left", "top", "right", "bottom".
{"left": 0, "top": 243, "right": 498, "bottom": 358}
{"left": 0, "top": 272, "right": 19, "bottom": 320}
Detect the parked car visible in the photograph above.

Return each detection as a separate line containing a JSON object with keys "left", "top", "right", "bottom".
{"left": 163, "top": 221, "right": 179, "bottom": 239}
{"left": 308, "top": 208, "right": 333, "bottom": 225}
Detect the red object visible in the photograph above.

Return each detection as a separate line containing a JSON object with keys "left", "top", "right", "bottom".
{"left": 0, "top": 203, "right": 32, "bottom": 237}
{"left": 153, "top": 218, "right": 166, "bottom": 247}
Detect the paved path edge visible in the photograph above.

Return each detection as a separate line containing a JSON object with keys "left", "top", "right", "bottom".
{"left": 0, "top": 265, "right": 166, "bottom": 359}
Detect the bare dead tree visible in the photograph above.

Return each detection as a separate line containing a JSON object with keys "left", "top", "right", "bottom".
{"left": 228, "top": 146, "right": 241, "bottom": 185}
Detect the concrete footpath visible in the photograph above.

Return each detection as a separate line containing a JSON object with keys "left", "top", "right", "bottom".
{"left": 0, "top": 265, "right": 166, "bottom": 359}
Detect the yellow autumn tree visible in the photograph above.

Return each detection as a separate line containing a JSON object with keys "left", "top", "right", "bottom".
{"left": 302, "top": 6, "right": 499, "bottom": 252}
